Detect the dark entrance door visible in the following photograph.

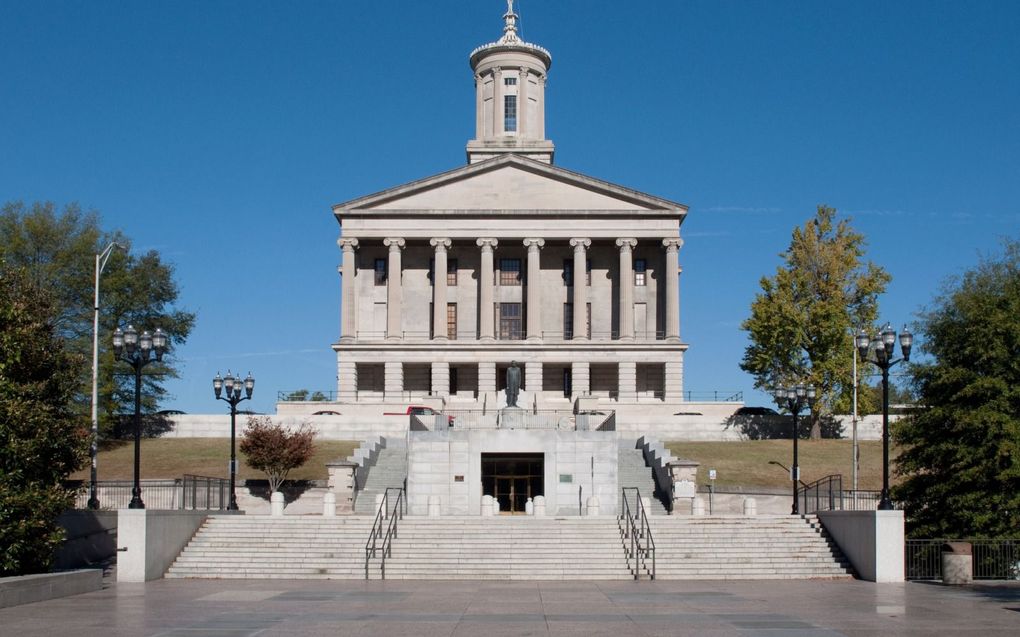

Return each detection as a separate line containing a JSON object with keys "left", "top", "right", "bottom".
{"left": 481, "top": 453, "right": 544, "bottom": 514}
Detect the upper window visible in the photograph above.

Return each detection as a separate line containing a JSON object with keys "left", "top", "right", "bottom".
{"left": 499, "top": 258, "right": 522, "bottom": 286}
{"left": 447, "top": 303, "right": 457, "bottom": 340}
{"left": 447, "top": 258, "right": 458, "bottom": 286}
{"left": 634, "top": 259, "right": 647, "bottom": 286}
{"left": 374, "top": 259, "right": 387, "bottom": 285}
{"left": 504, "top": 95, "right": 517, "bottom": 132}
{"left": 498, "top": 303, "right": 522, "bottom": 340}
{"left": 504, "top": 77, "right": 517, "bottom": 86}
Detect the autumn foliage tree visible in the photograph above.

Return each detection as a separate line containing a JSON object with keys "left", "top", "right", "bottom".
{"left": 740, "top": 206, "right": 891, "bottom": 438}
{"left": 1, "top": 265, "right": 89, "bottom": 576}
{"left": 239, "top": 417, "right": 316, "bottom": 493}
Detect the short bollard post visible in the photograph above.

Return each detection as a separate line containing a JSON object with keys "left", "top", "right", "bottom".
{"left": 942, "top": 542, "right": 973, "bottom": 585}
{"left": 525, "top": 497, "right": 534, "bottom": 515}
{"left": 533, "top": 495, "right": 546, "bottom": 516}
{"left": 743, "top": 497, "right": 757, "bottom": 516}
{"left": 586, "top": 496, "right": 600, "bottom": 516}
{"left": 270, "top": 491, "right": 285, "bottom": 517}
{"left": 481, "top": 495, "right": 493, "bottom": 517}
{"left": 323, "top": 492, "right": 336, "bottom": 517}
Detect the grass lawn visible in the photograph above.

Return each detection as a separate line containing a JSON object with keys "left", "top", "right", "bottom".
{"left": 69, "top": 438, "right": 359, "bottom": 482}
{"left": 665, "top": 440, "right": 898, "bottom": 490}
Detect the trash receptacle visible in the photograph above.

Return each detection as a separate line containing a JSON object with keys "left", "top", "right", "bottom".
{"left": 941, "top": 542, "right": 972, "bottom": 585}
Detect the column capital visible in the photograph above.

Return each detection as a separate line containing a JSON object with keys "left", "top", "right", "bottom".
{"left": 662, "top": 237, "right": 683, "bottom": 252}
{"left": 476, "top": 237, "right": 499, "bottom": 251}
{"left": 615, "top": 238, "right": 637, "bottom": 251}
{"left": 523, "top": 237, "right": 545, "bottom": 250}
{"left": 338, "top": 237, "right": 359, "bottom": 251}
{"left": 429, "top": 237, "right": 452, "bottom": 251}
{"left": 569, "top": 237, "right": 591, "bottom": 251}
{"left": 383, "top": 237, "right": 406, "bottom": 251}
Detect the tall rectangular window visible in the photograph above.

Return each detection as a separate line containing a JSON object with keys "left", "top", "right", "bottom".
{"left": 634, "top": 258, "right": 647, "bottom": 286}
{"left": 447, "top": 258, "right": 458, "bottom": 286}
{"left": 504, "top": 94, "right": 517, "bottom": 132}
{"left": 374, "top": 258, "right": 387, "bottom": 285}
{"left": 498, "top": 303, "right": 522, "bottom": 340}
{"left": 447, "top": 303, "right": 457, "bottom": 340}
{"left": 450, "top": 367, "right": 459, "bottom": 394}
{"left": 499, "top": 258, "right": 522, "bottom": 286}
{"left": 562, "top": 303, "right": 591, "bottom": 339}
{"left": 562, "top": 259, "right": 592, "bottom": 286}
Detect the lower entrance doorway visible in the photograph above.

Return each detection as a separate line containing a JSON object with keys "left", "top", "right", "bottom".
{"left": 481, "top": 453, "right": 544, "bottom": 514}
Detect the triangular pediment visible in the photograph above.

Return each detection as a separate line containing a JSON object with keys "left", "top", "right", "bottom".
{"left": 333, "top": 155, "right": 686, "bottom": 215}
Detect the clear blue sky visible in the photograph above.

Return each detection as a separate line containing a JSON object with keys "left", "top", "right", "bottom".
{"left": 2, "top": 1, "right": 1018, "bottom": 414}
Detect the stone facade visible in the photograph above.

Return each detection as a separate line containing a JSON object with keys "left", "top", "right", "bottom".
{"left": 331, "top": 8, "right": 689, "bottom": 424}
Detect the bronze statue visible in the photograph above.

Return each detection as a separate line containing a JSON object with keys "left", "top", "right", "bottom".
{"left": 505, "top": 360, "right": 521, "bottom": 408}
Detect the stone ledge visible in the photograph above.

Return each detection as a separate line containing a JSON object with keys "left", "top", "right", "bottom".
{"left": 0, "top": 569, "right": 103, "bottom": 609}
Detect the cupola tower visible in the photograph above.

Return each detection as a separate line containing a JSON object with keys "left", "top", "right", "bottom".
{"left": 466, "top": 1, "right": 554, "bottom": 164}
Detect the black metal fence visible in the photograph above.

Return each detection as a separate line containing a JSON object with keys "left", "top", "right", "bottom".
{"left": 796, "top": 475, "right": 882, "bottom": 514}
{"left": 68, "top": 475, "right": 229, "bottom": 511}
{"left": 906, "top": 539, "right": 1020, "bottom": 581}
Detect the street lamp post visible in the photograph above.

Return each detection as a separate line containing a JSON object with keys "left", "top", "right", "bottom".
{"left": 88, "top": 242, "right": 125, "bottom": 510}
{"left": 214, "top": 371, "right": 254, "bottom": 511}
{"left": 856, "top": 323, "right": 912, "bottom": 510}
{"left": 113, "top": 325, "right": 167, "bottom": 509}
{"left": 773, "top": 383, "right": 816, "bottom": 515}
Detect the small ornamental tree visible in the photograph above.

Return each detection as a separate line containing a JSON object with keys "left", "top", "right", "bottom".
{"left": 239, "top": 416, "right": 315, "bottom": 493}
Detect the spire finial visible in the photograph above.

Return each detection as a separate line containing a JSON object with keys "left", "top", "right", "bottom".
{"left": 500, "top": 0, "right": 520, "bottom": 44}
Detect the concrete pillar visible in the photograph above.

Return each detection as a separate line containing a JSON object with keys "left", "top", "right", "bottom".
{"left": 618, "top": 361, "right": 637, "bottom": 401}
{"left": 537, "top": 76, "right": 546, "bottom": 139}
{"left": 338, "top": 359, "right": 357, "bottom": 401}
{"left": 525, "top": 361, "right": 542, "bottom": 394}
{"left": 477, "top": 238, "right": 498, "bottom": 341}
{"left": 616, "top": 238, "right": 636, "bottom": 341}
{"left": 664, "top": 358, "right": 683, "bottom": 402}
{"left": 430, "top": 238, "right": 451, "bottom": 340}
{"left": 519, "top": 68, "right": 529, "bottom": 137}
{"left": 478, "top": 361, "right": 496, "bottom": 394}
{"left": 662, "top": 238, "right": 682, "bottom": 341}
{"left": 492, "top": 67, "right": 503, "bottom": 137}
{"left": 524, "top": 238, "right": 544, "bottom": 340}
{"left": 383, "top": 237, "right": 405, "bottom": 340}
{"left": 569, "top": 238, "right": 590, "bottom": 340}
{"left": 338, "top": 238, "right": 359, "bottom": 342}
{"left": 384, "top": 361, "right": 403, "bottom": 400}
{"left": 431, "top": 361, "right": 450, "bottom": 398}
{"left": 572, "top": 361, "right": 590, "bottom": 398}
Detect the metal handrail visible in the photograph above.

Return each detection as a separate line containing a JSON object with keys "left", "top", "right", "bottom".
{"left": 619, "top": 487, "right": 656, "bottom": 580}
{"left": 364, "top": 487, "right": 404, "bottom": 579}
{"left": 797, "top": 474, "right": 842, "bottom": 514}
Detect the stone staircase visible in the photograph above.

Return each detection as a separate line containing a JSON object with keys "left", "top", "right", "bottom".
{"left": 617, "top": 440, "right": 669, "bottom": 515}
{"left": 353, "top": 437, "right": 407, "bottom": 515}
{"left": 377, "top": 516, "right": 635, "bottom": 580}
{"left": 166, "top": 516, "right": 380, "bottom": 579}
{"left": 649, "top": 515, "right": 854, "bottom": 579}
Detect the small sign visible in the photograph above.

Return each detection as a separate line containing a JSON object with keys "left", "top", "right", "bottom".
{"left": 559, "top": 474, "right": 573, "bottom": 483}
{"left": 454, "top": 475, "right": 464, "bottom": 483}
{"left": 708, "top": 469, "right": 717, "bottom": 481}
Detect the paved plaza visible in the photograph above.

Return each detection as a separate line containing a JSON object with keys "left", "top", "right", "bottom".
{"left": 1, "top": 577, "right": 1017, "bottom": 636}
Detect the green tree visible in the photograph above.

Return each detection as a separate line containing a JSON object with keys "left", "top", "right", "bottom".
{"left": 893, "top": 239, "right": 1020, "bottom": 538}
{"left": 240, "top": 416, "right": 316, "bottom": 493}
{"left": 740, "top": 206, "right": 891, "bottom": 438}
{"left": 283, "top": 389, "right": 309, "bottom": 401}
{"left": 0, "top": 201, "right": 195, "bottom": 437}
{"left": 1, "top": 265, "right": 90, "bottom": 575}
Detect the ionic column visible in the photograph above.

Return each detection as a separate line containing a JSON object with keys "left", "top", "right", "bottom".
{"left": 492, "top": 67, "right": 503, "bottom": 137}
{"left": 519, "top": 68, "right": 529, "bottom": 137}
{"left": 383, "top": 237, "right": 405, "bottom": 340}
{"left": 430, "top": 238, "right": 451, "bottom": 340}
{"left": 616, "top": 238, "right": 637, "bottom": 341}
{"left": 524, "top": 238, "right": 544, "bottom": 340}
{"left": 338, "top": 238, "right": 359, "bottom": 342}
{"left": 570, "top": 238, "right": 591, "bottom": 340}
{"left": 477, "top": 238, "right": 498, "bottom": 341}
{"left": 537, "top": 75, "right": 546, "bottom": 139}
{"left": 662, "top": 238, "right": 683, "bottom": 341}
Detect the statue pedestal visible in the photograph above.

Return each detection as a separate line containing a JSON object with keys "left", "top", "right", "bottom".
{"left": 498, "top": 407, "right": 526, "bottom": 429}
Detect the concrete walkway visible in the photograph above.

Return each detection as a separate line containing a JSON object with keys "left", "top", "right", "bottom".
{"left": 1, "top": 577, "right": 1017, "bottom": 636}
